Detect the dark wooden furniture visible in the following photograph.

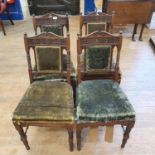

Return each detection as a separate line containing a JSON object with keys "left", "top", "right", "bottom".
{"left": 32, "top": 12, "right": 69, "bottom": 35}
{"left": 104, "top": 0, "right": 154, "bottom": 41}
{"left": 28, "top": 0, "right": 80, "bottom": 15}
{"left": 79, "top": 12, "right": 121, "bottom": 83}
{"left": 12, "top": 33, "right": 74, "bottom": 151}
{"left": 0, "top": 0, "right": 14, "bottom": 35}
{"left": 32, "top": 13, "right": 77, "bottom": 107}
{"left": 77, "top": 31, "right": 122, "bottom": 84}
{"left": 80, "top": 12, "right": 113, "bottom": 35}
{"left": 0, "top": 19, "right": 5, "bottom": 35}
{"left": 76, "top": 31, "right": 135, "bottom": 150}
{"left": 150, "top": 36, "right": 155, "bottom": 50}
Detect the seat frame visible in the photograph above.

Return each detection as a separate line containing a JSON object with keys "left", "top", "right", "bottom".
{"left": 32, "top": 12, "right": 69, "bottom": 35}
{"left": 12, "top": 33, "right": 74, "bottom": 151}
{"left": 76, "top": 31, "right": 135, "bottom": 150}
{"left": 80, "top": 12, "right": 113, "bottom": 36}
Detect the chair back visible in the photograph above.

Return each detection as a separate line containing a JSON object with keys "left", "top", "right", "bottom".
{"left": 80, "top": 12, "right": 113, "bottom": 35}
{"left": 77, "top": 31, "right": 122, "bottom": 84}
{"left": 24, "top": 32, "right": 71, "bottom": 84}
{"left": 32, "top": 12, "right": 69, "bottom": 35}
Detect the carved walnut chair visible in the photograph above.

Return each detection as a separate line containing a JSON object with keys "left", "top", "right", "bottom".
{"left": 32, "top": 12, "right": 69, "bottom": 35}
{"left": 76, "top": 31, "right": 135, "bottom": 150}
{"left": 0, "top": 0, "right": 14, "bottom": 35}
{"left": 32, "top": 13, "right": 76, "bottom": 103}
{"left": 12, "top": 33, "right": 74, "bottom": 151}
{"left": 79, "top": 12, "right": 121, "bottom": 82}
{"left": 80, "top": 12, "right": 113, "bottom": 36}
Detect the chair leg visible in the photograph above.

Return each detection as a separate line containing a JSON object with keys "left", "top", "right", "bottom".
{"left": 0, "top": 20, "right": 6, "bottom": 35}
{"left": 5, "top": 7, "right": 14, "bottom": 25}
{"left": 139, "top": 24, "right": 145, "bottom": 41}
{"left": 13, "top": 122, "right": 30, "bottom": 150}
{"left": 68, "top": 129, "right": 74, "bottom": 151}
{"left": 121, "top": 122, "right": 135, "bottom": 148}
{"left": 76, "top": 129, "right": 82, "bottom": 151}
{"left": 132, "top": 24, "right": 138, "bottom": 41}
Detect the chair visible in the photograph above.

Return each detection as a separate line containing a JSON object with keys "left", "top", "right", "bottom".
{"left": 0, "top": 0, "right": 14, "bottom": 35}
{"left": 32, "top": 13, "right": 77, "bottom": 106}
{"left": 32, "top": 12, "right": 69, "bottom": 35}
{"left": 76, "top": 31, "right": 135, "bottom": 150}
{"left": 79, "top": 12, "right": 121, "bottom": 82}
{"left": 77, "top": 30, "right": 122, "bottom": 83}
{"left": 12, "top": 33, "right": 74, "bottom": 151}
{"left": 80, "top": 12, "right": 113, "bottom": 36}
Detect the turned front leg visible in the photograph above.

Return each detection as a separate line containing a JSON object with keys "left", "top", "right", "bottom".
{"left": 139, "top": 24, "right": 145, "bottom": 41}
{"left": 67, "top": 129, "right": 74, "bottom": 151}
{"left": 13, "top": 122, "right": 30, "bottom": 150}
{"left": 76, "top": 128, "right": 82, "bottom": 151}
{"left": 132, "top": 24, "right": 138, "bottom": 41}
{"left": 121, "top": 122, "right": 135, "bottom": 148}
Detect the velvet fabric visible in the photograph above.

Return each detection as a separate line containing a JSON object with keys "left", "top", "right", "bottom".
{"left": 41, "top": 25, "right": 63, "bottom": 36}
{"left": 13, "top": 81, "right": 74, "bottom": 121}
{"left": 35, "top": 46, "right": 61, "bottom": 73}
{"left": 87, "top": 23, "right": 106, "bottom": 34}
{"left": 85, "top": 46, "right": 111, "bottom": 72}
{"left": 76, "top": 80, "right": 135, "bottom": 122}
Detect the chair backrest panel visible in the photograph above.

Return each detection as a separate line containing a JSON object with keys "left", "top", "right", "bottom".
{"left": 85, "top": 46, "right": 112, "bottom": 71}
{"left": 24, "top": 32, "right": 71, "bottom": 84}
{"left": 77, "top": 31, "right": 122, "bottom": 84}
{"left": 80, "top": 12, "right": 113, "bottom": 35}
{"left": 33, "top": 13, "right": 69, "bottom": 35}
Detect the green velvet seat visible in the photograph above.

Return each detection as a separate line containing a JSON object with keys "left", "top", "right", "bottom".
{"left": 87, "top": 23, "right": 106, "bottom": 34}
{"left": 41, "top": 25, "right": 63, "bottom": 35}
{"left": 76, "top": 80, "right": 135, "bottom": 122}
{"left": 13, "top": 81, "right": 74, "bottom": 121}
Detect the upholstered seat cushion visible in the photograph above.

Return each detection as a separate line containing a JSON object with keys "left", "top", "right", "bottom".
{"left": 76, "top": 80, "right": 135, "bottom": 122}
{"left": 13, "top": 81, "right": 74, "bottom": 121}
{"left": 87, "top": 23, "right": 106, "bottom": 34}
{"left": 41, "top": 25, "right": 63, "bottom": 35}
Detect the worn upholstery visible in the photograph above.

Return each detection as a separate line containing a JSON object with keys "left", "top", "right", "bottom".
{"left": 35, "top": 46, "right": 61, "bottom": 73}
{"left": 85, "top": 46, "right": 111, "bottom": 72}
{"left": 87, "top": 23, "right": 106, "bottom": 34}
{"left": 13, "top": 81, "right": 74, "bottom": 121}
{"left": 41, "top": 25, "right": 63, "bottom": 35}
{"left": 33, "top": 54, "right": 75, "bottom": 81}
{"left": 76, "top": 80, "right": 135, "bottom": 122}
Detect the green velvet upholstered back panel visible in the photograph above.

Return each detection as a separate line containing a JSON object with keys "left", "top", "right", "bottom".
{"left": 35, "top": 46, "right": 62, "bottom": 73}
{"left": 85, "top": 46, "right": 111, "bottom": 72}
{"left": 87, "top": 23, "right": 106, "bottom": 34}
{"left": 41, "top": 26, "right": 63, "bottom": 36}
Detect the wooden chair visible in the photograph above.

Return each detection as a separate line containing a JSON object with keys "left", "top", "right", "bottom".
{"left": 77, "top": 30, "right": 122, "bottom": 83}
{"left": 79, "top": 12, "right": 122, "bottom": 82}
{"left": 32, "top": 12, "right": 77, "bottom": 106}
{"left": 76, "top": 31, "right": 135, "bottom": 150}
{"left": 32, "top": 12, "right": 69, "bottom": 35}
{"left": 80, "top": 12, "right": 113, "bottom": 36}
{"left": 12, "top": 33, "right": 74, "bottom": 151}
{"left": 0, "top": 0, "right": 14, "bottom": 35}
